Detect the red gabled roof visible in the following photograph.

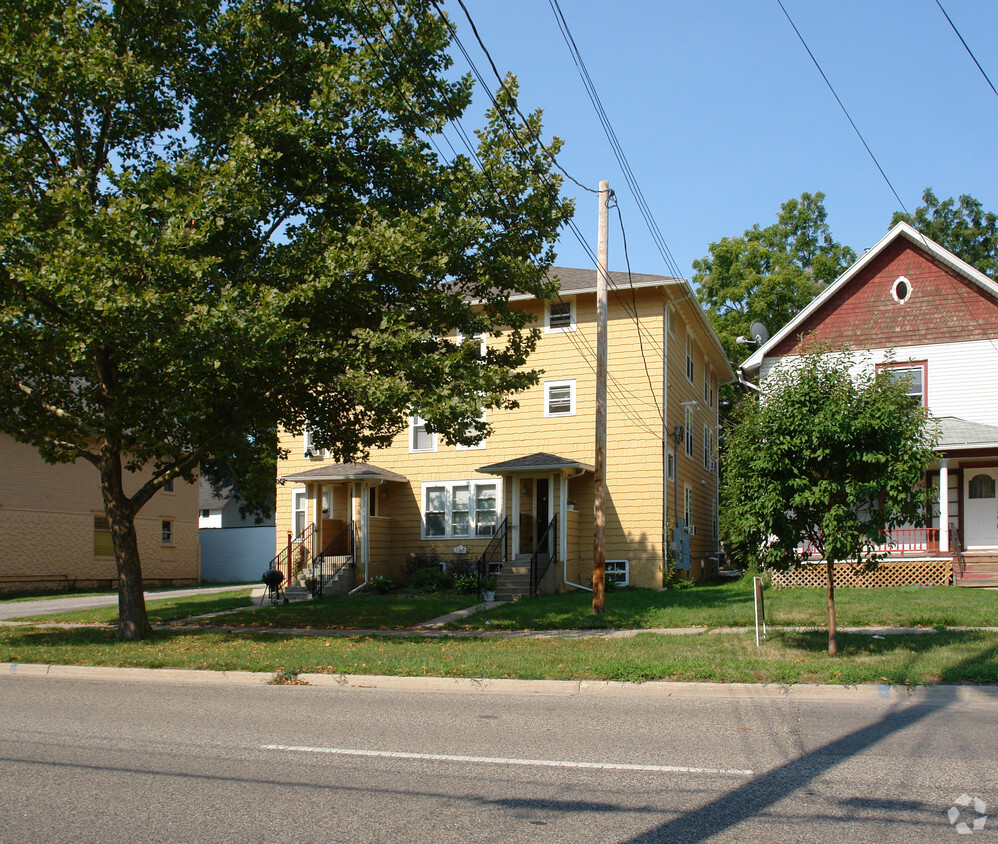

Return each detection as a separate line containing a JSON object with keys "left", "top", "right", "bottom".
{"left": 742, "top": 222, "right": 998, "bottom": 373}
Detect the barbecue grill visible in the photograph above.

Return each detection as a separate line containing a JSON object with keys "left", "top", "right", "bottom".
{"left": 261, "top": 568, "right": 286, "bottom": 606}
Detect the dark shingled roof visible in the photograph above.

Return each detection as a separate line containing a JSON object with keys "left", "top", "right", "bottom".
{"left": 477, "top": 452, "right": 594, "bottom": 474}
{"left": 281, "top": 463, "right": 408, "bottom": 483}
{"left": 199, "top": 476, "right": 234, "bottom": 510}
{"left": 508, "top": 266, "right": 681, "bottom": 301}
{"left": 936, "top": 416, "right": 998, "bottom": 450}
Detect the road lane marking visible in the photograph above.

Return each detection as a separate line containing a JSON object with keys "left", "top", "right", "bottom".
{"left": 261, "top": 744, "right": 753, "bottom": 776}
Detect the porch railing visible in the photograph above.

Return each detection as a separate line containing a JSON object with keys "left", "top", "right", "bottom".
{"left": 475, "top": 517, "right": 508, "bottom": 590}
{"left": 798, "top": 527, "right": 941, "bottom": 559}
{"left": 310, "top": 521, "right": 356, "bottom": 598}
{"left": 530, "top": 515, "right": 558, "bottom": 598}
{"left": 266, "top": 523, "right": 316, "bottom": 585}
{"left": 951, "top": 525, "right": 965, "bottom": 580}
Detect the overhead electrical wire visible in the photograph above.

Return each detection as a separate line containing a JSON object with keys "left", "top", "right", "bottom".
{"left": 365, "top": 0, "right": 666, "bottom": 429}
{"left": 935, "top": 0, "right": 998, "bottom": 102}
{"left": 776, "top": 0, "right": 909, "bottom": 216}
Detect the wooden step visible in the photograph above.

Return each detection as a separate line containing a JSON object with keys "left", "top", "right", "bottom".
{"left": 956, "top": 575, "right": 998, "bottom": 587}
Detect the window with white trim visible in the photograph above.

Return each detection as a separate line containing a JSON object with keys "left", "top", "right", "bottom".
{"left": 161, "top": 519, "right": 173, "bottom": 545}
{"left": 545, "top": 299, "right": 576, "bottom": 333}
{"left": 163, "top": 478, "right": 174, "bottom": 493}
{"left": 456, "top": 411, "right": 487, "bottom": 450}
{"left": 703, "top": 425, "right": 714, "bottom": 471}
{"left": 545, "top": 379, "right": 576, "bottom": 417}
{"left": 409, "top": 414, "right": 437, "bottom": 453}
{"left": 303, "top": 428, "right": 328, "bottom": 459}
{"left": 606, "top": 559, "right": 629, "bottom": 586}
{"left": 703, "top": 365, "right": 715, "bottom": 408}
{"left": 456, "top": 330, "right": 486, "bottom": 358}
{"left": 293, "top": 489, "right": 307, "bottom": 537}
{"left": 422, "top": 480, "right": 499, "bottom": 539}
{"left": 685, "top": 406, "right": 694, "bottom": 457}
{"left": 684, "top": 486, "right": 693, "bottom": 529}
{"left": 667, "top": 451, "right": 675, "bottom": 481}
{"left": 686, "top": 331, "right": 695, "bottom": 384}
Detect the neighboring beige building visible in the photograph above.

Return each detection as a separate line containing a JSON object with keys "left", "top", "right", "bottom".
{"left": 0, "top": 434, "right": 200, "bottom": 591}
{"left": 276, "top": 268, "right": 732, "bottom": 595}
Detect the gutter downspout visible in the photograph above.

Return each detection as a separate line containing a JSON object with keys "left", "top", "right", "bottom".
{"left": 349, "top": 479, "right": 384, "bottom": 594}
{"left": 563, "top": 467, "right": 592, "bottom": 592}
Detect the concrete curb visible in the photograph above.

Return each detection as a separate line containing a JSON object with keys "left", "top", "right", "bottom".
{"left": 4, "top": 661, "right": 997, "bottom": 703}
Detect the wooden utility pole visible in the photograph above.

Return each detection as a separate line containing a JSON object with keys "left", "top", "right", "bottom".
{"left": 593, "top": 180, "right": 609, "bottom": 614}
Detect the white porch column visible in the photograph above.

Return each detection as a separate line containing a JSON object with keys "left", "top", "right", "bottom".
{"left": 939, "top": 459, "right": 950, "bottom": 554}
{"left": 559, "top": 472, "right": 569, "bottom": 568}
{"left": 359, "top": 483, "right": 369, "bottom": 566}
{"left": 511, "top": 479, "right": 520, "bottom": 559}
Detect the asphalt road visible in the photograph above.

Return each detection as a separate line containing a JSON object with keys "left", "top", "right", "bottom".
{"left": 1, "top": 672, "right": 994, "bottom": 843}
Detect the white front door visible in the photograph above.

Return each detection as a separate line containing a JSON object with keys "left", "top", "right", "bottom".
{"left": 964, "top": 468, "right": 998, "bottom": 548}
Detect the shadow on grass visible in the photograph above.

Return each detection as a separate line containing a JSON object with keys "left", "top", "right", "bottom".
{"left": 778, "top": 630, "right": 998, "bottom": 684}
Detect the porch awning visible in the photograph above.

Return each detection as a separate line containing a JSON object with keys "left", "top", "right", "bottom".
{"left": 281, "top": 463, "right": 408, "bottom": 483}
{"left": 936, "top": 417, "right": 998, "bottom": 451}
{"left": 476, "top": 452, "right": 594, "bottom": 474}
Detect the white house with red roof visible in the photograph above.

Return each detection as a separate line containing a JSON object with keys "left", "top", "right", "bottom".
{"left": 741, "top": 221, "right": 998, "bottom": 587}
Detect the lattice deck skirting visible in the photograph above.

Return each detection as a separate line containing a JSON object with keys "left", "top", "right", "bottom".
{"left": 770, "top": 559, "right": 953, "bottom": 589}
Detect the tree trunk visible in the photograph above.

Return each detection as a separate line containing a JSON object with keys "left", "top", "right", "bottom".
{"left": 826, "top": 558, "right": 837, "bottom": 656}
{"left": 100, "top": 451, "right": 151, "bottom": 640}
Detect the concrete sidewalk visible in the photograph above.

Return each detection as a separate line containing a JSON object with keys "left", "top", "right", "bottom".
{"left": 0, "top": 584, "right": 253, "bottom": 621}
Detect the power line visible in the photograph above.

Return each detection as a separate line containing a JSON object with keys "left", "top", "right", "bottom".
{"left": 363, "top": 1, "right": 665, "bottom": 430}
{"left": 548, "top": 0, "right": 684, "bottom": 282}
{"left": 935, "top": 0, "right": 998, "bottom": 102}
{"left": 776, "top": 0, "right": 909, "bottom": 216}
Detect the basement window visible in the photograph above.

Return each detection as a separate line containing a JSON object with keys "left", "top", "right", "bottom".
{"left": 606, "top": 559, "right": 629, "bottom": 586}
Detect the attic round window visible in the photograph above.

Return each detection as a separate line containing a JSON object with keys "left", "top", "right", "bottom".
{"left": 891, "top": 275, "right": 912, "bottom": 305}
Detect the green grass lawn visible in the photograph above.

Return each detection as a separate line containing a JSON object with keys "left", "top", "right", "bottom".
{"left": 195, "top": 592, "right": 476, "bottom": 629}
{"left": 10, "top": 589, "right": 256, "bottom": 624}
{"left": 444, "top": 581, "right": 998, "bottom": 631}
{"left": 1, "top": 624, "right": 995, "bottom": 685}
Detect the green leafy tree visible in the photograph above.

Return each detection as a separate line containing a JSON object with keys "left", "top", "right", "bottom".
{"left": 722, "top": 348, "right": 937, "bottom": 655}
{"left": 893, "top": 188, "right": 998, "bottom": 277}
{"left": 694, "top": 192, "right": 856, "bottom": 367}
{"left": 0, "top": 0, "right": 573, "bottom": 638}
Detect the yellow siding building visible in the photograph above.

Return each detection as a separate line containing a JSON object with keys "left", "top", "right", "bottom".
{"left": 0, "top": 434, "right": 200, "bottom": 591}
{"left": 276, "top": 268, "right": 732, "bottom": 594}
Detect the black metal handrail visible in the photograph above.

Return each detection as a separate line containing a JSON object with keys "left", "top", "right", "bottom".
{"left": 529, "top": 515, "right": 558, "bottom": 598}
{"left": 475, "top": 517, "right": 508, "bottom": 590}
{"left": 310, "top": 522, "right": 356, "bottom": 597}
{"left": 265, "top": 523, "right": 316, "bottom": 586}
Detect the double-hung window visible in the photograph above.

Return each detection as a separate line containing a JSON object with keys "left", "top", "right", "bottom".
{"left": 686, "top": 332, "right": 695, "bottom": 384}
{"left": 877, "top": 361, "right": 927, "bottom": 408}
{"left": 685, "top": 406, "right": 694, "bottom": 457}
{"left": 545, "top": 299, "right": 576, "bottom": 332}
{"left": 545, "top": 379, "right": 576, "bottom": 417}
{"left": 456, "top": 411, "right": 487, "bottom": 450}
{"left": 409, "top": 414, "right": 437, "bottom": 453}
{"left": 422, "top": 480, "right": 500, "bottom": 539}
{"left": 703, "top": 424, "right": 714, "bottom": 471}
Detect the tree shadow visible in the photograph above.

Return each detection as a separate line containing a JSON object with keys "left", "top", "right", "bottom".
{"left": 620, "top": 700, "right": 944, "bottom": 843}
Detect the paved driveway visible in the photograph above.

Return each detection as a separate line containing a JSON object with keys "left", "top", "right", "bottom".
{"left": 0, "top": 584, "right": 253, "bottom": 621}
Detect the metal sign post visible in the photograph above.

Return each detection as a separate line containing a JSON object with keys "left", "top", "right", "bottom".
{"left": 753, "top": 576, "right": 767, "bottom": 647}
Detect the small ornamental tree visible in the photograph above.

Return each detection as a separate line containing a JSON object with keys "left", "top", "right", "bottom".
{"left": 0, "top": 1, "right": 573, "bottom": 638}
{"left": 721, "top": 348, "right": 938, "bottom": 655}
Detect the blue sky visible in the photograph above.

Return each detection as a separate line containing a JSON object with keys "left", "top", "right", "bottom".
{"left": 449, "top": 0, "right": 998, "bottom": 280}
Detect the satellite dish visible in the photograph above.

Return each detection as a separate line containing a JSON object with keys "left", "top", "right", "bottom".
{"left": 749, "top": 321, "right": 770, "bottom": 345}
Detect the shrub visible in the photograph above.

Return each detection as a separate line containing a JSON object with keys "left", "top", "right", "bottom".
{"left": 405, "top": 550, "right": 443, "bottom": 579}
{"left": 409, "top": 567, "right": 454, "bottom": 593}
{"left": 453, "top": 575, "right": 478, "bottom": 594}
{"left": 369, "top": 576, "right": 396, "bottom": 594}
